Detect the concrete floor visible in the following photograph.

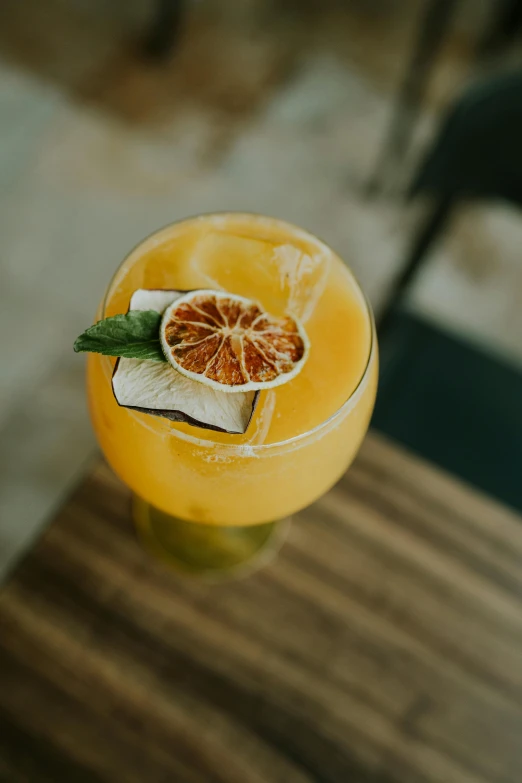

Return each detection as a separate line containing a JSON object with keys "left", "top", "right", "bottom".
{"left": 1, "top": 0, "right": 521, "bottom": 580}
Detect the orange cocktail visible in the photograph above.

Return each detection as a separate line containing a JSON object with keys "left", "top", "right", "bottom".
{"left": 87, "top": 213, "right": 377, "bottom": 573}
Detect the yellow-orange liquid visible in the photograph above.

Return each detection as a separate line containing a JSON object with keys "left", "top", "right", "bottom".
{"left": 88, "top": 214, "right": 377, "bottom": 526}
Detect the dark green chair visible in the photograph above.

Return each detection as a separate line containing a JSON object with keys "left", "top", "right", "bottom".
{"left": 379, "top": 68, "right": 522, "bottom": 333}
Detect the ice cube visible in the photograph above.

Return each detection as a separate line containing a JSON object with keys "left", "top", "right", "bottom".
{"left": 272, "top": 243, "right": 330, "bottom": 323}
{"left": 190, "top": 231, "right": 330, "bottom": 321}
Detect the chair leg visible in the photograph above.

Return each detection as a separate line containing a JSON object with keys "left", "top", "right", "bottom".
{"left": 143, "top": 0, "right": 185, "bottom": 61}
{"left": 366, "top": 0, "right": 459, "bottom": 197}
{"left": 378, "top": 197, "right": 454, "bottom": 338}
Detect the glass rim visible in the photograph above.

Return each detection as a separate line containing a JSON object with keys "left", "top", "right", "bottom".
{"left": 101, "top": 211, "right": 376, "bottom": 453}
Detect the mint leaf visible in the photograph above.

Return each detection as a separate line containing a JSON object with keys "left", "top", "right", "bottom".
{"left": 74, "top": 310, "right": 167, "bottom": 362}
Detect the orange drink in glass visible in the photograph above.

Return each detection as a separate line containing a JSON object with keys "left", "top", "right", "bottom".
{"left": 86, "top": 213, "right": 377, "bottom": 575}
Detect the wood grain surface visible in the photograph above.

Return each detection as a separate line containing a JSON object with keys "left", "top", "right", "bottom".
{"left": 0, "top": 433, "right": 521, "bottom": 783}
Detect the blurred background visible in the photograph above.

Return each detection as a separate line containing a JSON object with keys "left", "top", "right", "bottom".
{"left": 1, "top": 0, "right": 522, "bottom": 580}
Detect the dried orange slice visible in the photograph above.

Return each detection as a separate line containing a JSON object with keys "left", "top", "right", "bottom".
{"left": 160, "top": 291, "right": 309, "bottom": 392}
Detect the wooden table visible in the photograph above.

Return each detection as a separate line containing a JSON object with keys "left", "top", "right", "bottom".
{"left": 1, "top": 433, "right": 521, "bottom": 783}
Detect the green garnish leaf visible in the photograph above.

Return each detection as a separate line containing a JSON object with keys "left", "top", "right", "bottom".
{"left": 74, "top": 310, "right": 167, "bottom": 362}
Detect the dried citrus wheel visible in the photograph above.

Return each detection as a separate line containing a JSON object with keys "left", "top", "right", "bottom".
{"left": 160, "top": 290, "right": 309, "bottom": 392}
